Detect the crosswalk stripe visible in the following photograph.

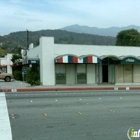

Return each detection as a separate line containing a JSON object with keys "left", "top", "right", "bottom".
{"left": 0, "top": 92, "right": 12, "bottom": 140}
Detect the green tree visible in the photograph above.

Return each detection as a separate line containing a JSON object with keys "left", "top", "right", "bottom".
{"left": 116, "top": 29, "right": 140, "bottom": 46}
{"left": 11, "top": 54, "right": 21, "bottom": 63}
{"left": 11, "top": 47, "right": 23, "bottom": 81}
{"left": 11, "top": 47, "right": 22, "bottom": 63}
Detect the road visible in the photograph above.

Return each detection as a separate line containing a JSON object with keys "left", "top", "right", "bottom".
{"left": 5, "top": 91, "right": 140, "bottom": 140}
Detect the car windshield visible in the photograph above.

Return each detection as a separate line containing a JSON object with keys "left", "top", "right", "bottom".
{"left": 0, "top": 69, "right": 6, "bottom": 73}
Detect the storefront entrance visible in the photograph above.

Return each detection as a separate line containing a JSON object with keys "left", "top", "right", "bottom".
{"left": 102, "top": 65, "right": 108, "bottom": 82}
{"left": 101, "top": 57, "right": 119, "bottom": 84}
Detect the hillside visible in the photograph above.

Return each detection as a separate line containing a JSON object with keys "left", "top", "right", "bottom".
{"left": 61, "top": 24, "right": 140, "bottom": 37}
{"left": 0, "top": 30, "right": 116, "bottom": 53}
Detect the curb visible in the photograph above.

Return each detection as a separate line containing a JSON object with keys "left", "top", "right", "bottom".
{"left": 1, "top": 86, "right": 140, "bottom": 92}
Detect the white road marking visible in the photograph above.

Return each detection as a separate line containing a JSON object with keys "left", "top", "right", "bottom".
{"left": 12, "top": 89, "right": 17, "bottom": 92}
{"left": 0, "top": 92, "right": 12, "bottom": 140}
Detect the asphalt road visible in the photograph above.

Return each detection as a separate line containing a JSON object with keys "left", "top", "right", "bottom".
{"left": 6, "top": 91, "right": 140, "bottom": 140}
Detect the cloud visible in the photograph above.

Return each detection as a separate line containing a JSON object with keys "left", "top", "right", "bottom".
{"left": 1, "top": 0, "right": 140, "bottom": 35}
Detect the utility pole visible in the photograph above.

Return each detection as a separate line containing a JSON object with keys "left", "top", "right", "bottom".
{"left": 25, "top": 30, "right": 29, "bottom": 66}
{"left": 26, "top": 30, "right": 29, "bottom": 50}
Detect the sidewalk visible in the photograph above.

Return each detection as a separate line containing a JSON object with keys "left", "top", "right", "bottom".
{"left": 0, "top": 80, "right": 140, "bottom": 92}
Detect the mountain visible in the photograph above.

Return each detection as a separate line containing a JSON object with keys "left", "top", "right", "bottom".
{"left": 61, "top": 24, "right": 140, "bottom": 37}
{"left": 0, "top": 30, "right": 116, "bottom": 53}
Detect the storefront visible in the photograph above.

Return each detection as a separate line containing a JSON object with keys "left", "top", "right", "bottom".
{"left": 55, "top": 55, "right": 101, "bottom": 85}
{"left": 116, "top": 56, "right": 140, "bottom": 84}
{"left": 55, "top": 55, "right": 140, "bottom": 85}
{"left": 25, "top": 37, "right": 140, "bottom": 86}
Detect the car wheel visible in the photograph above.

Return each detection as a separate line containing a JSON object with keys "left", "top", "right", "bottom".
{"left": 5, "top": 76, "right": 11, "bottom": 82}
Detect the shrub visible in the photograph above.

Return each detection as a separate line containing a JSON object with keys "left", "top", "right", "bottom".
{"left": 13, "top": 70, "right": 22, "bottom": 80}
{"left": 25, "top": 66, "right": 41, "bottom": 86}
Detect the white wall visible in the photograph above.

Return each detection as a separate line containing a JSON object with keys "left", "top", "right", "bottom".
{"left": 0, "top": 54, "right": 13, "bottom": 73}
{"left": 1, "top": 59, "right": 7, "bottom": 65}
{"left": 27, "top": 45, "right": 41, "bottom": 59}
{"left": 40, "top": 37, "right": 55, "bottom": 85}
{"left": 54, "top": 44, "right": 140, "bottom": 57}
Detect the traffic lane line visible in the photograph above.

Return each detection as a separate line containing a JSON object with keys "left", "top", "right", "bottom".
{"left": 0, "top": 92, "right": 12, "bottom": 140}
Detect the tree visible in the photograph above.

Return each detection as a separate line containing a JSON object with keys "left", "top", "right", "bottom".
{"left": 116, "top": 29, "right": 140, "bottom": 46}
{"left": 11, "top": 47, "right": 22, "bottom": 63}
{"left": 11, "top": 54, "right": 21, "bottom": 63}
{"left": 11, "top": 47, "right": 23, "bottom": 81}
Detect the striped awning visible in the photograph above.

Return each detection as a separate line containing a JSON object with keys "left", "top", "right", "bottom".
{"left": 55, "top": 55, "right": 101, "bottom": 63}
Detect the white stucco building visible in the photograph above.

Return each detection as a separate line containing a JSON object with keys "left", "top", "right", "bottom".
{"left": 0, "top": 54, "right": 13, "bottom": 73}
{"left": 25, "top": 37, "right": 140, "bottom": 85}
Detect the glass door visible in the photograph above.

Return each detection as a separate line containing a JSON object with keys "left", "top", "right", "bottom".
{"left": 55, "top": 64, "right": 66, "bottom": 84}
{"left": 77, "top": 64, "right": 86, "bottom": 84}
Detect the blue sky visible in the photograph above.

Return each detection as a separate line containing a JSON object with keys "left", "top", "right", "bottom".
{"left": 1, "top": 0, "right": 140, "bottom": 35}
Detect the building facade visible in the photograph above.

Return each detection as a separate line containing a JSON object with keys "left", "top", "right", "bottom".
{"left": 0, "top": 54, "right": 13, "bottom": 73}
{"left": 25, "top": 37, "right": 140, "bottom": 85}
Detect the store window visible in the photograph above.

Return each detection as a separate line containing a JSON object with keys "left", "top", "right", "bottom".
{"left": 55, "top": 64, "right": 66, "bottom": 84}
{"left": 77, "top": 64, "right": 86, "bottom": 84}
{"left": 133, "top": 65, "right": 140, "bottom": 83}
{"left": 124, "top": 65, "right": 132, "bottom": 83}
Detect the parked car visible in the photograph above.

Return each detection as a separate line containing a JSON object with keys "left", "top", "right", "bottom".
{"left": 0, "top": 69, "right": 14, "bottom": 82}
